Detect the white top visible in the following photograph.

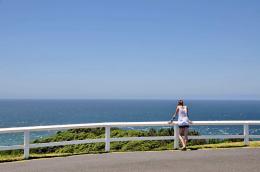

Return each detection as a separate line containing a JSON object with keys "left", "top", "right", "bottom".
{"left": 177, "top": 105, "right": 189, "bottom": 126}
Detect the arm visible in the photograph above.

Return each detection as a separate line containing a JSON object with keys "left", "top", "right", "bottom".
{"left": 187, "top": 107, "right": 192, "bottom": 124}
{"left": 168, "top": 107, "right": 179, "bottom": 124}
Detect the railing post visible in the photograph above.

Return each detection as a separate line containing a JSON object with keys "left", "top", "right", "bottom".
{"left": 105, "top": 126, "right": 110, "bottom": 152}
{"left": 243, "top": 124, "right": 249, "bottom": 145}
{"left": 174, "top": 124, "right": 179, "bottom": 149}
{"left": 24, "top": 130, "right": 30, "bottom": 159}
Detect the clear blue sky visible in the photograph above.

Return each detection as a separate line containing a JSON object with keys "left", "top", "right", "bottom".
{"left": 0, "top": 0, "right": 260, "bottom": 99}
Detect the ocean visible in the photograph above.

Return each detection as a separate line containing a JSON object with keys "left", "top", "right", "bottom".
{"left": 0, "top": 99, "right": 260, "bottom": 146}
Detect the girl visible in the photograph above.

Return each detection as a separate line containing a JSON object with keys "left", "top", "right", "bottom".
{"left": 169, "top": 100, "right": 192, "bottom": 150}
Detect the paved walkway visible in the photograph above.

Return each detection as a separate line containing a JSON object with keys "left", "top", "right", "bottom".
{"left": 0, "top": 148, "right": 260, "bottom": 172}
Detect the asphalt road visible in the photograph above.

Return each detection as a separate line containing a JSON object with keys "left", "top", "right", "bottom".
{"left": 0, "top": 148, "right": 260, "bottom": 172}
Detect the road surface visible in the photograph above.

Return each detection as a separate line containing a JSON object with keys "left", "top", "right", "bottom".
{"left": 0, "top": 148, "right": 260, "bottom": 172}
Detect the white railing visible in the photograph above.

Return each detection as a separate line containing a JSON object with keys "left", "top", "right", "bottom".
{"left": 0, "top": 121, "right": 260, "bottom": 159}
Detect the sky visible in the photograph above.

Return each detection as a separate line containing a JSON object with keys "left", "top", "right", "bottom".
{"left": 0, "top": 0, "right": 260, "bottom": 99}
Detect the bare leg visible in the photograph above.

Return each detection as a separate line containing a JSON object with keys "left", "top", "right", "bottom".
{"left": 179, "top": 128, "right": 185, "bottom": 148}
{"left": 183, "top": 128, "right": 189, "bottom": 148}
{"left": 179, "top": 135, "right": 185, "bottom": 148}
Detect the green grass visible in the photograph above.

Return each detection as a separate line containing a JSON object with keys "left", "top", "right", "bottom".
{"left": 1, "top": 128, "right": 260, "bottom": 163}
{"left": 1, "top": 141, "right": 260, "bottom": 163}
{"left": 189, "top": 141, "right": 260, "bottom": 150}
{"left": 0, "top": 155, "right": 23, "bottom": 163}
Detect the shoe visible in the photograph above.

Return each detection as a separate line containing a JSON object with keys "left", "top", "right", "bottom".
{"left": 181, "top": 147, "right": 187, "bottom": 151}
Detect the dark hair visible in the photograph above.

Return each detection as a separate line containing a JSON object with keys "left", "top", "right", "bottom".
{"left": 178, "top": 100, "right": 184, "bottom": 106}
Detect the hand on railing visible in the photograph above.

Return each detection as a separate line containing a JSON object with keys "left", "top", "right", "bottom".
{"left": 168, "top": 116, "right": 175, "bottom": 124}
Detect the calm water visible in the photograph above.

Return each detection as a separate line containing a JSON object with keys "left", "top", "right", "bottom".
{"left": 0, "top": 99, "right": 260, "bottom": 145}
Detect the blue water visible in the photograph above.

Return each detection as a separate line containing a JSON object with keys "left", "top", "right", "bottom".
{"left": 0, "top": 99, "right": 260, "bottom": 145}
